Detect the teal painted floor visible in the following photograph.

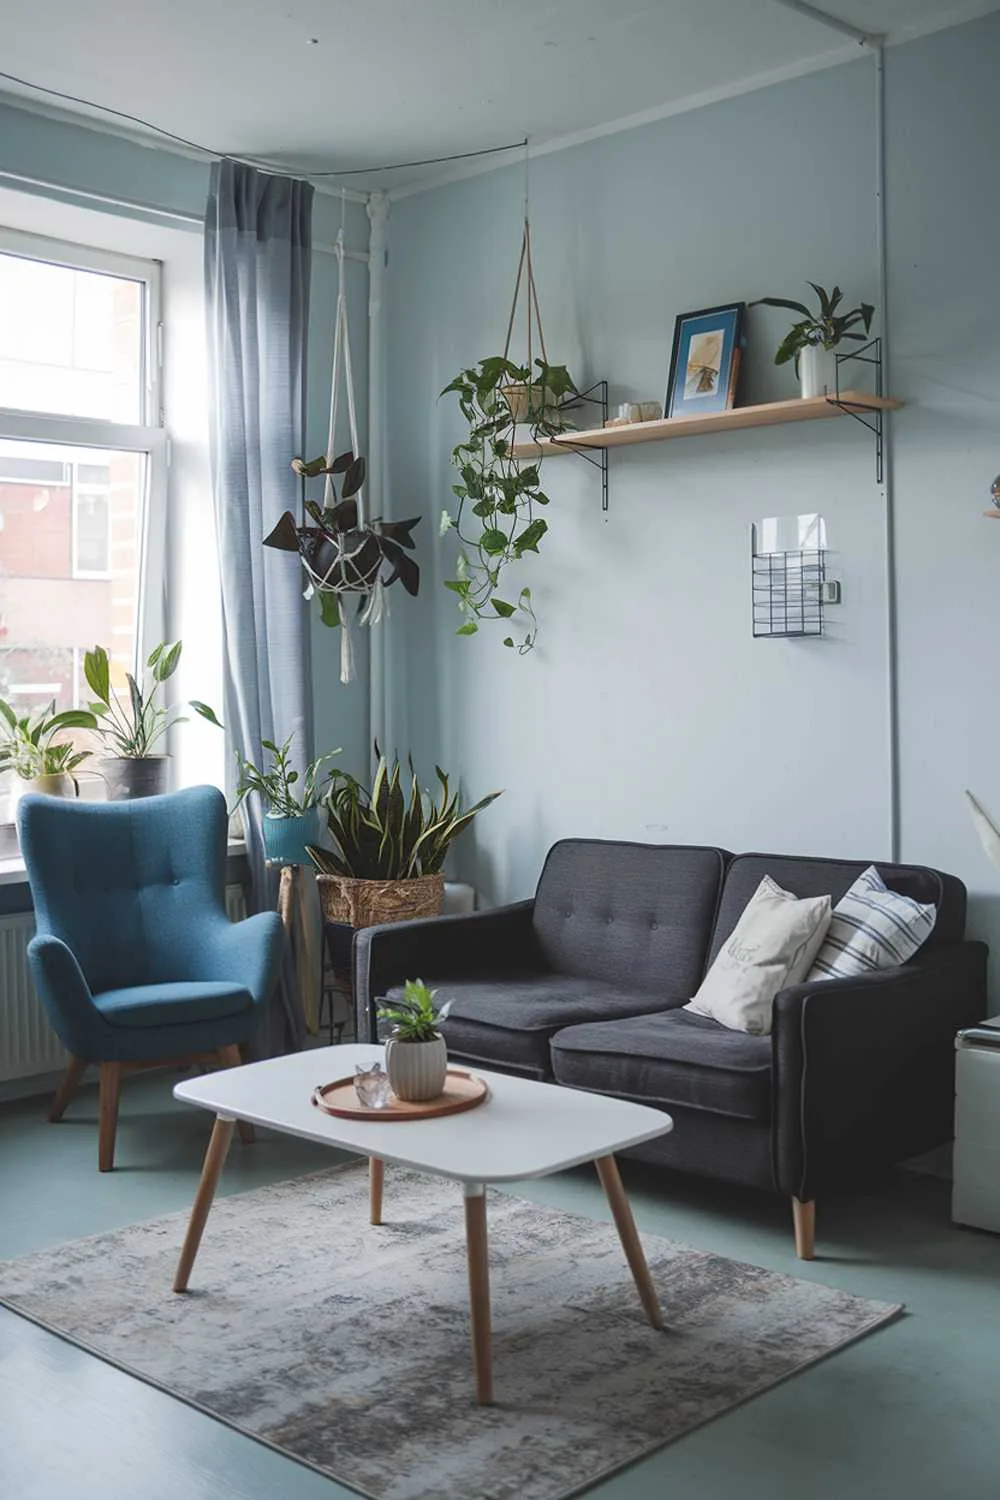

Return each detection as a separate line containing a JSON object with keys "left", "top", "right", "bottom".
{"left": 1, "top": 1067, "right": 998, "bottom": 1500}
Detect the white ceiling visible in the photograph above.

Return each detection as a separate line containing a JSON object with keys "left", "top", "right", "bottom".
{"left": 0, "top": 0, "right": 995, "bottom": 192}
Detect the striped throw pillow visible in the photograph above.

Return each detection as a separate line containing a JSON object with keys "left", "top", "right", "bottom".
{"left": 806, "top": 865, "right": 936, "bottom": 981}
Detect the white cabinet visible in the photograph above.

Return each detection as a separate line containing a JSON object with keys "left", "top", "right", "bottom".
{"left": 953, "top": 1019, "right": 1000, "bottom": 1234}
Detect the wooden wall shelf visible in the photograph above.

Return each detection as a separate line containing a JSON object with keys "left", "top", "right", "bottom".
{"left": 512, "top": 391, "right": 904, "bottom": 460}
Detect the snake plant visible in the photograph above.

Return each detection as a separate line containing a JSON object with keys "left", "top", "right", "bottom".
{"left": 307, "top": 751, "right": 501, "bottom": 881}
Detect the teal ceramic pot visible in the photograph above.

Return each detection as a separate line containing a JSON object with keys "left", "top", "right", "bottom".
{"left": 262, "top": 810, "right": 320, "bottom": 867}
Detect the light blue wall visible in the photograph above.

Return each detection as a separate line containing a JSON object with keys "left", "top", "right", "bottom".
{"left": 0, "top": 101, "right": 372, "bottom": 776}
{"left": 383, "top": 11, "right": 1000, "bottom": 989}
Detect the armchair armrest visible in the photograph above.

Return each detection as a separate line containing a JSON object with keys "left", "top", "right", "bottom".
{"left": 353, "top": 900, "right": 537, "bottom": 1042}
{"left": 194, "top": 911, "right": 284, "bottom": 1005}
{"left": 771, "top": 940, "right": 988, "bottom": 1200}
{"left": 26, "top": 934, "right": 105, "bottom": 1059}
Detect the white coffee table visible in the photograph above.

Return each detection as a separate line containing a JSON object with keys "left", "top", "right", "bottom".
{"left": 173, "top": 1044, "right": 674, "bottom": 1404}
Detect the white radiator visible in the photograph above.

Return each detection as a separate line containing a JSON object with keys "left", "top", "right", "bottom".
{"left": 0, "top": 885, "right": 249, "bottom": 1086}
{"left": 0, "top": 912, "right": 65, "bottom": 1082}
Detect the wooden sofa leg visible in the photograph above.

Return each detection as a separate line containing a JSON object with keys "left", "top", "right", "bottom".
{"left": 217, "top": 1044, "right": 255, "bottom": 1146}
{"left": 792, "top": 1197, "right": 815, "bottom": 1260}
{"left": 49, "top": 1055, "right": 87, "bottom": 1123}
{"left": 98, "top": 1062, "right": 122, "bottom": 1172}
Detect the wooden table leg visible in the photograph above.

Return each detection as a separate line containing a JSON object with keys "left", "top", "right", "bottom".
{"left": 463, "top": 1183, "right": 493, "bottom": 1405}
{"left": 595, "top": 1154, "right": 664, "bottom": 1329}
{"left": 173, "top": 1115, "right": 235, "bottom": 1293}
{"left": 216, "top": 1044, "right": 256, "bottom": 1146}
{"left": 369, "top": 1157, "right": 384, "bottom": 1225}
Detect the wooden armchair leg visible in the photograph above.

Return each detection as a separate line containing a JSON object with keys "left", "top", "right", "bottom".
{"left": 98, "top": 1062, "right": 122, "bottom": 1172}
{"left": 792, "top": 1197, "right": 815, "bottom": 1260}
{"left": 217, "top": 1044, "right": 255, "bottom": 1146}
{"left": 49, "top": 1055, "right": 87, "bottom": 1123}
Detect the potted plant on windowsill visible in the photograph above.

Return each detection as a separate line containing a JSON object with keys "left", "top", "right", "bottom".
{"left": 0, "top": 699, "right": 99, "bottom": 813}
{"left": 752, "top": 282, "right": 875, "bottom": 398}
{"left": 306, "top": 749, "right": 501, "bottom": 927}
{"left": 233, "top": 734, "right": 343, "bottom": 866}
{"left": 83, "top": 641, "right": 222, "bottom": 799}
{"left": 377, "top": 978, "right": 453, "bottom": 1102}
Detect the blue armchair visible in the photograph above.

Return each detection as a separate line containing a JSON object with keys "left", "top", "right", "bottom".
{"left": 17, "top": 785, "right": 283, "bottom": 1171}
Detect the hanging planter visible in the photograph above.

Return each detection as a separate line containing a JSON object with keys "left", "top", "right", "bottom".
{"left": 263, "top": 449, "right": 421, "bottom": 684}
{"left": 440, "top": 213, "right": 575, "bottom": 654}
{"left": 263, "top": 225, "right": 422, "bottom": 685}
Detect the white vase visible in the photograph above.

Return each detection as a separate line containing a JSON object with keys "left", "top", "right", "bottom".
{"left": 385, "top": 1034, "right": 448, "bottom": 1102}
{"left": 798, "top": 344, "right": 839, "bottom": 399}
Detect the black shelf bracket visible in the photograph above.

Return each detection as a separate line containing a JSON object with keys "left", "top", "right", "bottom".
{"left": 549, "top": 380, "right": 610, "bottom": 511}
{"left": 826, "top": 336, "right": 888, "bottom": 484}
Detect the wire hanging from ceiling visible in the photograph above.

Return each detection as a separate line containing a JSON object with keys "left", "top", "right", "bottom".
{"left": 0, "top": 67, "right": 527, "bottom": 182}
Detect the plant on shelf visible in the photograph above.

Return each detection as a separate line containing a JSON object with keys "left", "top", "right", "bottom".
{"left": 440, "top": 355, "right": 576, "bottom": 653}
{"left": 306, "top": 748, "right": 501, "bottom": 926}
{"left": 233, "top": 733, "right": 344, "bottom": 867}
{"left": 377, "top": 978, "right": 453, "bottom": 1102}
{"left": 0, "top": 698, "right": 98, "bottom": 800}
{"left": 753, "top": 282, "right": 875, "bottom": 398}
{"left": 84, "top": 641, "right": 222, "bottom": 800}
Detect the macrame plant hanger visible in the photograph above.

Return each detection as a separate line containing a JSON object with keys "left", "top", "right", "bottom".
{"left": 317, "top": 194, "right": 366, "bottom": 685}
{"left": 501, "top": 144, "right": 548, "bottom": 377}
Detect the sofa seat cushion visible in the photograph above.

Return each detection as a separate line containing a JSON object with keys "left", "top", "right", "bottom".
{"left": 381, "top": 973, "right": 674, "bottom": 1078}
{"left": 550, "top": 1008, "right": 773, "bottom": 1121}
{"left": 94, "top": 981, "right": 253, "bottom": 1029}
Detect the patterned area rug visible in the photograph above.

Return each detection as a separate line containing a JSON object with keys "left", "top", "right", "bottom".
{"left": 0, "top": 1164, "right": 900, "bottom": 1500}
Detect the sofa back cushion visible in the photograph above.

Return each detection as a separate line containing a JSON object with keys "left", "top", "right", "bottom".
{"left": 533, "top": 839, "right": 729, "bottom": 998}
{"left": 706, "top": 852, "right": 966, "bottom": 970}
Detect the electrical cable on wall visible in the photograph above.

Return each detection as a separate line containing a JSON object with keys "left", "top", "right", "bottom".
{"left": 0, "top": 67, "right": 526, "bottom": 182}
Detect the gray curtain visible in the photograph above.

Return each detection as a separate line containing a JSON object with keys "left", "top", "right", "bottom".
{"left": 204, "top": 159, "right": 314, "bottom": 1053}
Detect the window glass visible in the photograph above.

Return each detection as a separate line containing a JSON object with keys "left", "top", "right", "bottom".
{"left": 0, "top": 252, "right": 145, "bottom": 424}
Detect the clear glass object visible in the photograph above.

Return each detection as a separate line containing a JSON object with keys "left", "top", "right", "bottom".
{"left": 354, "top": 1061, "right": 392, "bottom": 1109}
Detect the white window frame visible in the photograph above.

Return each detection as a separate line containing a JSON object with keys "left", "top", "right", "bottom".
{"left": 0, "top": 225, "right": 167, "bottom": 663}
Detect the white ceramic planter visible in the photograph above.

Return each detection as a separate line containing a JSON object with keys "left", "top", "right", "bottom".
{"left": 28, "top": 773, "right": 75, "bottom": 797}
{"left": 385, "top": 1033, "right": 448, "bottom": 1102}
{"left": 798, "top": 344, "right": 839, "bottom": 399}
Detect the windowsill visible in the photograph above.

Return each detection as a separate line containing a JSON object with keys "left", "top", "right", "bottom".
{"left": 0, "top": 837, "right": 248, "bottom": 887}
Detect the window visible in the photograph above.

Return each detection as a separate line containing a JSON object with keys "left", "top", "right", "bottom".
{"left": 0, "top": 228, "right": 164, "bottom": 802}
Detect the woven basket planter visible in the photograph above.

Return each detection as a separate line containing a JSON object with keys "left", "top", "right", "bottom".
{"left": 316, "top": 872, "right": 444, "bottom": 929}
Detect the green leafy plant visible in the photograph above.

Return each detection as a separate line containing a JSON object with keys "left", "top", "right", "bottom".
{"left": 0, "top": 699, "right": 98, "bottom": 787}
{"left": 376, "top": 979, "right": 452, "bottom": 1042}
{"left": 306, "top": 749, "right": 502, "bottom": 881}
{"left": 84, "top": 642, "right": 222, "bottom": 758}
{"left": 233, "top": 735, "right": 343, "bottom": 819}
{"left": 440, "top": 355, "right": 576, "bottom": 653}
{"left": 753, "top": 283, "right": 875, "bottom": 368}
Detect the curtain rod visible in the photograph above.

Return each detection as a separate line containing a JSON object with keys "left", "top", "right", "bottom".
{"left": 0, "top": 168, "right": 369, "bottom": 261}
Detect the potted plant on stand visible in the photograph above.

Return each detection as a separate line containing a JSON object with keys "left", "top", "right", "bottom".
{"left": 306, "top": 749, "right": 501, "bottom": 927}
{"left": 753, "top": 282, "right": 875, "bottom": 398}
{"left": 233, "top": 734, "right": 343, "bottom": 867}
{"left": 0, "top": 699, "right": 98, "bottom": 814}
{"left": 377, "top": 979, "right": 452, "bottom": 1102}
{"left": 84, "top": 641, "right": 222, "bottom": 799}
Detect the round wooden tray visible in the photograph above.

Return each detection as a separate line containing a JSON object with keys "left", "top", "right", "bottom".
{"left": 311, "top": 1067, "right": 489, "bottom": 1122}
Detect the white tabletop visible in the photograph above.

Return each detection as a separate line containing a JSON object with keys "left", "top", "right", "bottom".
{"left": 174, "top": 1044, "right": 673, "bottom": 1185}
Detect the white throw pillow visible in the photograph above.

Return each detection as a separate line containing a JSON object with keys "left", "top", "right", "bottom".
{"left": 685, "top": 876, "right": 832, "bottom": 1036}
{"left": 806, "top": 865, "right": 936, "bottom": 981}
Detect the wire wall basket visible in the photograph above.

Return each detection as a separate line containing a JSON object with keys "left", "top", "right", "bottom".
{"left": 752, "top": 530, "right": 825, "bottom": 639}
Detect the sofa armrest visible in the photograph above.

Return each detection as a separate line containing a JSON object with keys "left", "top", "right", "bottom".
{"left": 353, "top": 900, "right": 538, "bottom": 1042}
{"left": 26, "top": 934, "right": 105, "bottom": 1060}
{"left": 194, "top": 910, "right": 284, "bottom": 1005}
{"left": 771, "top": 940, "right": 988, "bottom": 1200}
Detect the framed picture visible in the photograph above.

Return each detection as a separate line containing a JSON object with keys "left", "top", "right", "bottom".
{"left": 665, "top": 302, "right": 745, "bottom": 419}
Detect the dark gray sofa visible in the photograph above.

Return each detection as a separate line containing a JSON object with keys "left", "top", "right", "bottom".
{"left": 353, "top": 839, "right": 988, "bottom": 1256}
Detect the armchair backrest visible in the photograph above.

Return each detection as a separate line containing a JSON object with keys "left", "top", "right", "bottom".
{"left": 18, "top": 785, "right": 231, "bottom": 994}
{"left": 532, "top": 839, "right": 730, "bottom": 998}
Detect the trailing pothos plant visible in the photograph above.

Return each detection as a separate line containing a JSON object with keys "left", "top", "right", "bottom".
{"left": 440, "top": 355, "right": 576, "bottom": 653}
